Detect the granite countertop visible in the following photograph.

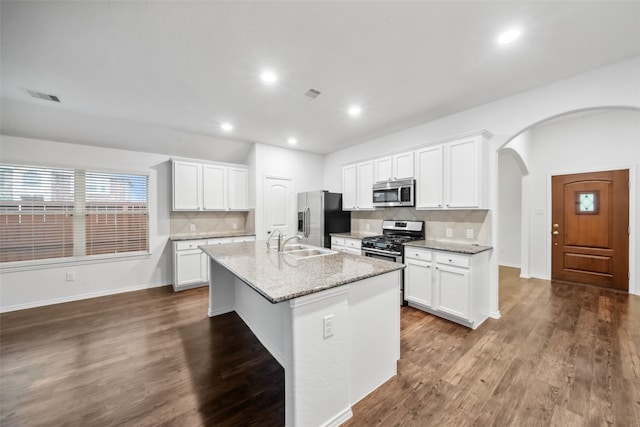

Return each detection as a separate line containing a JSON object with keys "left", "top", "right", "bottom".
{"left": 170, "top": 232, "right": 256, "bottom": 241}
{"left": 200, "top": 241, "right": 405, "bottom": 303}
{"left": 330, "top": 232, "right": 378, "bottom": 239}
{"left": 404, "top": 239, "right": 493, "bottom": 255}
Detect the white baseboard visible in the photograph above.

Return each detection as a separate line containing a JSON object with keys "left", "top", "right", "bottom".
{"left": 322, "top": 406, "right": 353, "bottom": 427}
{"left": 207, "top": 306, "right": 234, "bottom": 317}
{"left": 0, "top": 281, "right": 170, "bottom": 313}
{"left": 499, "top": 262, "right": 521, "bottom": 269}
{"left": 489, "top": 310, "right": 501, "bottom": 319}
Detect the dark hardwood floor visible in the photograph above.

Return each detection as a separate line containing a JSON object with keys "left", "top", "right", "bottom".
{"left": 1, "top": 267, "right": 639, "bottom": 426}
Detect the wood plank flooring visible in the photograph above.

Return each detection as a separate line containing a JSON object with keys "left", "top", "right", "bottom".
{"left": 1, "top": 267, "right": 639, "bottom": 426}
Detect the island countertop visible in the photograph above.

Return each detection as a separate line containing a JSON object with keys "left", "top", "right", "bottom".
{"left": 200, "top": 241, "right": 405, "bottom": 303}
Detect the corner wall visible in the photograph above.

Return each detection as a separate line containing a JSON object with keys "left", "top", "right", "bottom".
{"left": 323, "top": 56, "right": 640, "bottom": 311}
{"left": 0, "top": 135, "right": 174, "bottom": 312}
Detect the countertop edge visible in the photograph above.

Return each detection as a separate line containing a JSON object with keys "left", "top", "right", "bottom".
{"left": 404, "top": 240, "right": 493, "bottom": 255}
{"left": 170, "top": 233, "right": 256, "bottom": 241}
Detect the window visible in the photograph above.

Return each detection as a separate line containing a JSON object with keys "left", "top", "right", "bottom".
{"left": 0, "top": 165, "right": 148, "bottom": 264}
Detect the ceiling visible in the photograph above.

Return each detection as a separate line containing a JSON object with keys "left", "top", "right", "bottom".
{"left": 2, "top": 1, "right": 640, "bottom": 161}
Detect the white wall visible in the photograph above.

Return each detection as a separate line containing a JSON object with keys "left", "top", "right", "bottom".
{"left": 498, "top": 152, "right": 522, "bottom": 268}
{"left": 526, "top": 109, "right": 640, "bottom": 287}
{"left": 251, "top": 143, "right": 325, "bottom": 240}
{"left": 323, "top": 56, "right": 640, "bottom": 313}
{"left": 0, "top": 135, "right": 174, "bottom": 311}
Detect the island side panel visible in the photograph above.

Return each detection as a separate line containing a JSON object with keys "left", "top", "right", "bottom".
{"left": 208, "top": 259, "right": 236, "bottom": 317}
{"left": 348, "top": 270, "right": 401, "bottom": 405}
{"left": 287, "top": 287, "right": 352, "bottom": 427}
{"left": 234, "top": 278, "right": 287, "bottom": 367}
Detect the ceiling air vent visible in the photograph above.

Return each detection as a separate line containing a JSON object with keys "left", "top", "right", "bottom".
{"left": 25, "top": 89, "right": 61, "bottom": 103}
{"left": 303, "top": 88, "right": 321, "bottom": 100}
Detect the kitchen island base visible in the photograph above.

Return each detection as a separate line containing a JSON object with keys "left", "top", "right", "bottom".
{"left": 208, "top": 259, "right": 401, "bottom": 427}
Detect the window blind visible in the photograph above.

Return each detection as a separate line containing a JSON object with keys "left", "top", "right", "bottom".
{"left": 0, "top": 165, "right": 148, "bottom": 264}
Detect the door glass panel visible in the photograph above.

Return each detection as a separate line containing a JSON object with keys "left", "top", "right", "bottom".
{"left": 576, "top": 191, "right": 599, "bottom": 214}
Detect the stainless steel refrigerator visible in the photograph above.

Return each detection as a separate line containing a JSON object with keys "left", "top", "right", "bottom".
{"left": 297, "top": 191, "right": 351, "bottom": 248}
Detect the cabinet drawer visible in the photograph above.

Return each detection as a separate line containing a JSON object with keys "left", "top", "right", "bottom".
{"left": 404, "top": 247, "right": 432, "bottom": 261}
{"left": 175, "top": 241, "right": 203, "bottom": 251}
{"left": 435, "top": 252, "right": 470, "bottom": 268}
{"left": 206, "top": 237, "right": 234, "bottom": 245}
{"left": 331, "top": 236, "right": 345, "bottom": 246}
{"left": 233, "top": 235, "right": 255, "bottom": 243}
{"left": 344, "top": 238, "right": 361, "bottom": 249}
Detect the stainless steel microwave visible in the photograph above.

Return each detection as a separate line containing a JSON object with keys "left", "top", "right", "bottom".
{"left": 372, "top": 179, "right": 415, "bottom": 207}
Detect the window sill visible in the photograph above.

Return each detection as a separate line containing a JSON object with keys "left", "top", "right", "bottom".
{"left": 0, "top": 252, "right": 152, "bottom": 273}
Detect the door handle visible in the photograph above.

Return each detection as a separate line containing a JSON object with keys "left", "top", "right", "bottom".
{"left": 553, "top": 224, "right": 559, "bottom": 228}
{"left": 552, "top": 231, "right": 559, "bottom": 235}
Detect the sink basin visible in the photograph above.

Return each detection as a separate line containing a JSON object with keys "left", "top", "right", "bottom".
{"left": 285, "top": 247, "right": 337, "bottom": 258}
{"left": 281, "top": 244, "right": 311, "bottom": 251}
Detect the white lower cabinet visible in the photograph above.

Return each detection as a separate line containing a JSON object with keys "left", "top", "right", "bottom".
{"left": 405, "top": 252, "right": 433, "bottom": 308}
{"left": 331, "top": 236, "right": 362, "bottom": 255}
{"left": 173, "top": 236, "right": 255, "bottom": 291}
{"left": 404, "top": 247, "right": 490, "bottom": 329}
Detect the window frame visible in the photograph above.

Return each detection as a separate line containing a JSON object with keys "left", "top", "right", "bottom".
{"left": 0, "top": 163, "right": 151, "bottom": 271}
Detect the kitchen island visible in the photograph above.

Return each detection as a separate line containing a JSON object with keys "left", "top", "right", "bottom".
{"left": 200, "top": 241, "right": 405, "bottom": 426}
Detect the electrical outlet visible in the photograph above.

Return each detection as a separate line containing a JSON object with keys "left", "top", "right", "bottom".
{"left": 366, "top": 223, "right": 370, "bottom": 231}
{"left": 446, "top": 228, "right": 453, "bottom": 238}
{"left": 232, "top": 223, "right": 238, "bottom": 230}
{"left": 66, "top": 271, "right": 76, "bottom": 282}
{"left": 190, "top": 223, "right": 196, "bottom": 232}
{"left": 466, "top": 229, "right": 474, "bottom": 239}
{"left": 323, "top": 314, "right": 334, "bottom": 339}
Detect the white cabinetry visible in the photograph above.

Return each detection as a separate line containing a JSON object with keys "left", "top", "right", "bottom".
{"left": 404, "top": 247, "right": 433, "bottom": 308}
{"left": 373, "top": 151, "right": 414, "bottom": 182}
{"left": 415, "top": 131, "right": 490, "bottom": 209}
{"left": 403, "top": 247, "right": 490, "bottom": 329}
{"left": 342, "top": 161, "right": 374, "bottom": 210}
{"left": 331, "top": 236, "right": 362, "bottom": 255}
{"left": 173, "top": 160, "right": 249, "bottom": 211}
{"left": 172, "top": 236, "right": 255, "bottom": 291}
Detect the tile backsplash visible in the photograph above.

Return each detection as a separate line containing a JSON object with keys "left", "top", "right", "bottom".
{"left": 351, "top": 208, "right": 491, "bottom": 245}
{"left": 171, "top": 210, "right": 255, "bottom": 237}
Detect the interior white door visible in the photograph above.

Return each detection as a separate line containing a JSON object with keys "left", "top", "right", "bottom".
{"left": 263, "top": 177, "right": 295, "bottom": 241}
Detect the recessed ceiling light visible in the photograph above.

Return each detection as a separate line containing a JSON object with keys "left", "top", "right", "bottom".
{"left": 348, "top": 105, "right": 362, "bottom": 117}
{"left": 497, "top": 28, "right": 522, "bottom": 45}
{"left": 260, "top": 69, "right": 278, "bottom": 84}
{"left": 220, "top": 122, "right": 234, "bottom": 132}
{"left": 287, "top": 137, "right": 298, "bottom": 145}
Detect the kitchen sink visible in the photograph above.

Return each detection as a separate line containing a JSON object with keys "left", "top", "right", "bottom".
{"left": 284, "top": 247, "right": 337, "bottom": 258}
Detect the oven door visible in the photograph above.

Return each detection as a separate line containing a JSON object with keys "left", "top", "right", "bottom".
{"left": 362, "top": 247, "right": 402, "bottom": 263}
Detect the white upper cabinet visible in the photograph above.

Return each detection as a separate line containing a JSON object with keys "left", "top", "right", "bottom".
{"left": 415, "top": 131, "right": 489, "bottom": 210}
{"left": 228, "top": 167, "right": 249, "bottom": 210}
{"left": 173, "top": 161, "right": 202, "bottom": 210}
{"left": 373, "top": 151, "right": 414, "bottom": 182}
{"left": 202, "top": 164, "right": 226, "bottom": 210}
{"left": 342, "top": 161, "right": 374, "bottom": 210}
{"left": 446, "top": 137, "right": 481, "bottom": 208}
{"left": 173, "top": 160, "right": 249, "bottom": 211}
{"left": 357, "top": 161, "right": 374, "bottom": 210}
{"left": 415, "top": 145, "right": 444, "bottom": 208}
{"left": 342, "top": 164, "right": 357, "bottom": 210}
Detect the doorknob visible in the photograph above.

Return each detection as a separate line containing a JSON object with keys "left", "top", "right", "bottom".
{"left": 553, "top": 231, "right": 559, "bottom": 235}
{"left": 553, "top": 224, "right": 559, "bottom": 228}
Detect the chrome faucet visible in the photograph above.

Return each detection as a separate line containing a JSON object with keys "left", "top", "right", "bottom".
{"left": 266, "top": 229, "right": 282, "bottom": 251}
{"left": 280, "top": 234, "right": 302, "bottom": 251}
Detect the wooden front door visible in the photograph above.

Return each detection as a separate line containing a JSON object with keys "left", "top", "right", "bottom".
{"left": 551, "top": 169, "right": 629, "bottom": 290}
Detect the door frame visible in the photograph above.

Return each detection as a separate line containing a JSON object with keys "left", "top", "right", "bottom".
{"left": 545, "top": 164, "right": 636, "bottom": 293}
{"left": 261, "top": 175, "right": 295, "bottom": 241}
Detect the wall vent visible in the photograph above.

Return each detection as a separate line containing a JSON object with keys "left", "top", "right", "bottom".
{"left": 303, "top": 88, "right": 321, "bottom": 100}
{"left": 25, "top": 89, "right": 61, "bottom": 103}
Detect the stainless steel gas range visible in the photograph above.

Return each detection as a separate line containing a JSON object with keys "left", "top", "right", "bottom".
{"left": 361, "top": 220, "right": 425, "bottom": 304}
{"left": 361, "top": 220, "right": 425, "bottom": 262}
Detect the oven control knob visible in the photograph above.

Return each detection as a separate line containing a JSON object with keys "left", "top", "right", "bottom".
{"left": 386, "top": 244, "right": 392, "bottom": 249}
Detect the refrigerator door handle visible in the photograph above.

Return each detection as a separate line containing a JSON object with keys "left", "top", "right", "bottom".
{"left": 305, "top": 207, "right": 310, "bottom": 238}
